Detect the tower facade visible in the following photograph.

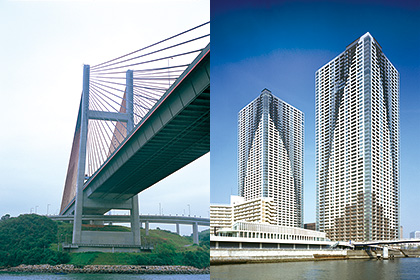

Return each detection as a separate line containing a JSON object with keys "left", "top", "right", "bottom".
{"left": 238, "top": 89, "right": 304, "bottom": 227}
{"left": 316, "top": 32, "right": 400, "bottom": 241}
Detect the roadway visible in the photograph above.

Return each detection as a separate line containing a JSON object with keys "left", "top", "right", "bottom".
{"left": 50, "top": 214, "right": 209, "bottom": 226}
{"left": 352, "top": 238, "right": 420, "bottom": 246}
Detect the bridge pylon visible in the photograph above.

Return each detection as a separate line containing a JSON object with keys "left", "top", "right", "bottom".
{"left": 59, "top": 29, "right": 210, "bottom": 251}
{"left": 69, "top": 65, "right": 141, "bottom": 249}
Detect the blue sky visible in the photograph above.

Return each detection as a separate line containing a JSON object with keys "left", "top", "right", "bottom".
{"left": 210, "top": 0, "right": 420, "bottom": 237}
{"left": 0, "top": 0, "right": 209, "bottom": 235}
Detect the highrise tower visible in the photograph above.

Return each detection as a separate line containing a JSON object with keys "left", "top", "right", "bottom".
{"left": 315, "top": 32, "right": 400, "bottom": 241}
{"left": 238, "top": 89, "right": 304, "bottom": 227}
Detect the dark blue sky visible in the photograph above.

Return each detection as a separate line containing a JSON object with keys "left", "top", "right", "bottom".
{"left": 210, "top": 0, "right": 420, "bottom": 237}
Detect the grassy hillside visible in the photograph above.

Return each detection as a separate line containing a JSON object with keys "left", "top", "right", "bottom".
{"left": 0, "top": 215, "right": 209, "bottom": 268}
{"left": 56, "top": 222, "right": 205, "bottom": 250}
{"left": 68, "top": 251, "right": 139, "bottom": 266}
{"left": 56, "top": 222, "right": 209, "bottom": 268}
{"left": 141, "top": 228, "right": 199, "bottom": 250}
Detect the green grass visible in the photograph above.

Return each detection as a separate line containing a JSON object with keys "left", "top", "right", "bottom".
{"left": 92, "top": 252, "right": 137, "bottom": 265}
{"left": 69, "top": 252, "right": 100, "bottom": 266}
{"left": 141, "top": 228, "right": 194, "bottom": 250}
{"left": 69, "top": 252, "right": 138, "bottom": 266}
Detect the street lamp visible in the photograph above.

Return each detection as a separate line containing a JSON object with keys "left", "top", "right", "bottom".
{"left": 187, "top": 204, "right": 190, "bottom": 216}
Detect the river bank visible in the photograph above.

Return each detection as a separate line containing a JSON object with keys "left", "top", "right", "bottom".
{"left": 211, "top": 248, "right": 420, "bottom": 265}
{"left": 0, "top": 264, "right": 209, "bottom": 274}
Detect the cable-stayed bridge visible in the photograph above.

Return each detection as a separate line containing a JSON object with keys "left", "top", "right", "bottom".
{"left": 59, "top": 23, "right": 209, "bottom": 251}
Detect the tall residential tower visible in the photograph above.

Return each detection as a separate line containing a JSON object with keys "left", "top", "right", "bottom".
{"left": 238, "top": 89, "right": 304, "bottom": 227}
{"left": 316, "top": 32, "right": 400, "bottom": 241}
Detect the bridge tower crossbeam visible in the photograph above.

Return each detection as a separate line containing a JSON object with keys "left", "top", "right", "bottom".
{"left": 60, "top": 23, "right": 210, "bottom": 251}
{"left": 72, "top": 66, "right": 140, "bottom": 247}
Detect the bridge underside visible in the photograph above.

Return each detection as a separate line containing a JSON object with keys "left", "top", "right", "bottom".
{"left": 62, "top": 47, "right": 209, "bottom": 218}
{"left": 87, "top": 86, "right": 209, "bottom": 207}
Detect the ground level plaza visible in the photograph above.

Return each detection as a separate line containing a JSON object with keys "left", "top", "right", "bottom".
{"left": 211, "top": 221, "right": 351, "bottom": 250}
{"left": 215, "top": 221, "right": 327, "bottom": 241}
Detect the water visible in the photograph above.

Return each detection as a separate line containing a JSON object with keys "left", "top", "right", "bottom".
{"left": 210, "top": 258, "right": 420, "bottom": 280}
{"left": 0, "top": 274, "right": 209, "bottom": 280}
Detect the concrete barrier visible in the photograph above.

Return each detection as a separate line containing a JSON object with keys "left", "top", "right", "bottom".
{"left": 211, "top": 249, "right": 347, "bottom": 264}
{"left": 211, "top": 248, "right": 417, "bottom": 265}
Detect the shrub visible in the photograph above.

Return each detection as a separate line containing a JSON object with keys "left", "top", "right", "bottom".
{"left": 0, "top": 214, "right": 70, "bottom": 267}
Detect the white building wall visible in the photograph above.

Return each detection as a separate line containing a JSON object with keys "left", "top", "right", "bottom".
{"left": 210, "top": 204, "right": 232, "bottom": 235}
{"left": 210, "top": 196, "right": 277, "bottom": 235}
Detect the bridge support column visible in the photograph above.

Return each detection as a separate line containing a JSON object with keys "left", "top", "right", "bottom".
{"left": 126, "top": 69, "right": 139, "bottom": 245}
{"left": 145, "top": 221, "right": 149, "bottom": 236}
{"left": 176, "top": 223, "right": 180, "bottom": 235}
{"left": 193, "top": 222, "right": 199, "bottom": 245}
{"left": 73, "top": 64, "right": 90, "bottom": 244}
{"left": 126, "top": 70, "right": 134, "bottom": 131}
{"left": 130, "top": 195, "right": 141, "bottom": 245}
{"left": 383, "top": 245, "right": 389, "bottom": 259}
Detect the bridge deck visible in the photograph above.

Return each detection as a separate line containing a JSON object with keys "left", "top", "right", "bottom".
{"left": 353, "top": 239, "right": 420, "bottom": 246}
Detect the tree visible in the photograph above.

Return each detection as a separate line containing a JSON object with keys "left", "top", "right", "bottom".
{"left": 0, "top": 214, "right": 69, "bottom": 267}
{"left": 0, "top": 214, "right": 10, "bottom": 222}
{"left": 182, "top": 250, "right": 209, "bottom": 268}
